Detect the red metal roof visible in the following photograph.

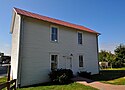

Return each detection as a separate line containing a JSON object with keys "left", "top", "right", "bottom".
{"left": 14, "top": 7, "right": 99, "bottom": 34}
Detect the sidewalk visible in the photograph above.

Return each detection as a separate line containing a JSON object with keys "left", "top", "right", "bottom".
{"left": 72, "top": 76, "right": 125, "bottom": 90}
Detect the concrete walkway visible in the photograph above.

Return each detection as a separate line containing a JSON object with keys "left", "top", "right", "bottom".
{"left": 72, "top": 76, "right": 125, "bottom": 90}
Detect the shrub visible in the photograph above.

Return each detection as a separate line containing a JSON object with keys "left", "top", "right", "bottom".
{"left": 48, "top": 69, "right": 73, "bottom": 84}
{"left": 77, "top": 71, "right": 91, "bottom": 78}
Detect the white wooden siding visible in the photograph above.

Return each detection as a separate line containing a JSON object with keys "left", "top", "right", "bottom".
{"left": 12, "top": 15, "right": 98, "bottom": 86}
{"left": 11, "top": 14, "right": 21, "bottom": 80}
{"left": 12, "top": 16, "right": 99, "bottom": 86}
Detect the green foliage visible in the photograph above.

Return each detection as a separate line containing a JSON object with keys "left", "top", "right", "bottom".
{"left": 0, "top": 52, "right": 4, "bottom": 64}
{"left": 0, "top": 52, "right": 4, "bottom": 57}
{"left": 114, "top": 44, "right": 125, "bottom": 67}
{"left": 99, "top": 50, "right": 115, "bottom": 67}
{"left": 0, "top": 76, "right": 7, "bottom": 84}
{"left": 48, "top": 69, "right": 73, "bottom": 84}
{"left": 99, "top": 44, "right": 125, "bottom": 68}
{"left": 99, "top": 50, "right": 108, "bottom": 62}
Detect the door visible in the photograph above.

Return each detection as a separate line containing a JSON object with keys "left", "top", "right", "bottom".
{"left": 66, "top": 57, "right": 72, "bottom": 69}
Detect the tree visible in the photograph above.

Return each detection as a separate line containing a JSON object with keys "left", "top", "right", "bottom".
{"left": 0, "top": 52, "right": 4, "bottom": 65}
{"left": 114, "top": 44, "right": 125, "bottom": 67}
{"left": 99, "top": 50, "right": 109, "bottom": 62}
{"left": 106, "top": 52, "right": 116, "bottom": 68}
{"left": 0, "top": 52, "right": 4, "bottom": 57}
{"left": 99, "top": 50, "right": 116, "bottom": 68}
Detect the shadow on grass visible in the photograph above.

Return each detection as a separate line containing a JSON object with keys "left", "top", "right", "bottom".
{"left": 90, "top": 70, "right": 125, "bottom": 81}
{"left": 21, "top": 80, "right": 74, "bottom": 88}
{"left": 19, "top": 70, "right": 125, "bottom": 88}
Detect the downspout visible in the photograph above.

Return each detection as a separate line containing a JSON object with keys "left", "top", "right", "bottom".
{"left": 96, "top": 34, "right": 100, "bottom": 74}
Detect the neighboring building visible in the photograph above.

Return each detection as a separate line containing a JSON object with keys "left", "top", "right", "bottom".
{"left": 0, "top": 56, "right": 2, "bottom": 65}
{"left": 1, "top": 56, "right": 11, "bottom": 64}
{"left": 99, "top": 62, "right": 109, "bottom": 69}
{"left": 0, "top": 53, "right": 4, "bottom": 65}
{"left": 10, "top": 8, "right": 100, "bottom": 87}
{"left": 0, "top": 53, "right": 11, "bottom": 65}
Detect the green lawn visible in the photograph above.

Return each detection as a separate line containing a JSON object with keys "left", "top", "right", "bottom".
{"left": 90, "top": 67, "right": 125, "bottom": 85}
{"left": 17, "top": 82, "right": 98, "bottom": 90}
{"left": 0, "top": 76, "right": 7, "bottom": 84}
{"left": 0, "top": 77, "right": 97, "bottom": 90}
{"left": 103, "top": 67, "right": 125, "bottom": 70}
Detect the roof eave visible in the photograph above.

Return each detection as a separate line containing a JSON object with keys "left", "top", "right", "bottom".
{"left": 10, "top": 8, "right": 17, "bottom": 34}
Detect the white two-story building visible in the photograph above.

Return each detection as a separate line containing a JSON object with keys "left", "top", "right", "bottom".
{"left": 10, "top": 7, "right": 100, "bottom": 87}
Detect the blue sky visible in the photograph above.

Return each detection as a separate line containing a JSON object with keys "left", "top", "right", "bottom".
{"left": 0, "top": 0, "right": 125, "bottom": 55}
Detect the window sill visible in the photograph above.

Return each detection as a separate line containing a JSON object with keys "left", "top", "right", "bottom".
{"left": 50, "top": 41, "right": 59, "bottom": 43}
{"left": 78, "top": 67, "right": 85, "bottom": 71}
{"left": 78, "top": 44, "right": 84, "bottom": 46}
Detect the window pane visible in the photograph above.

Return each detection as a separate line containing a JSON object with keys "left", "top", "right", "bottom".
{"left": 51, "top": 55, "right": 58, "bottom": 70}
{"left": 78, "top": 33, "right": 82, "bottom": 44}
{"left": 54, "top": 55, "right": 57, "bottom": 62}
{"left": 51, "top": 63, "right": 57, "bottom": 70}
{"left": 79, "top": 55, "right": 83, "bottom": 67}
{"left": 51, "top": 55, "right": 54, "bottom": 61}
{"left": 51, "top": 27, "right": 58, "bottom": 41}
{"left": 52, "top": 27, "right": 55, "bottom": 33}
{"left": 55, "top": 30, "right": 58, "bottom": 41}
{"left": 51, "top": 34, "right": 55, "bottom": 41}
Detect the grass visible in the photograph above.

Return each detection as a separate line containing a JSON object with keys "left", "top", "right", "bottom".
{"left": 103, "top": 67, "right": 125, "bottom": 70}
{"left": 0, "top": 76, "right": 7, "bottom": 84}
{"left": 0, "top": 77, "right": 98, "bottom": 90}
{"left": 1, "top": 67, "right": 125, "bottom": 89}
{"left": 17, "top": 82, "right": 98, "bottom": 90}
{"left": 90, "top": 67, "right": 125, "bottom": 85}
{"left": 106, "top": 77, "right": 125, "bottom": 85}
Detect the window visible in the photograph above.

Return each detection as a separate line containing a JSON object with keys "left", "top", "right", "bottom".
{"left": 78, "top": 32, "right": 82, "bottom": 44}
{"left": 79, "top": 55, "right": 83, "bottom": 67}
{"left": 51, "top": 55, "right": 58, "bottom": 70}
{"left": 51, "top": 27, "right": 58, "bottom": 42}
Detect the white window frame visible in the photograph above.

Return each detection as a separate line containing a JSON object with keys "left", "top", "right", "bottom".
{"left": 50, "top": 53, "right": 59, "bottom": 70}
{"left": 50, "top": 25, "right": 59, "bottom": 42}
{"left": 77, "top": 31, "right": 83, "bottom": 45}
